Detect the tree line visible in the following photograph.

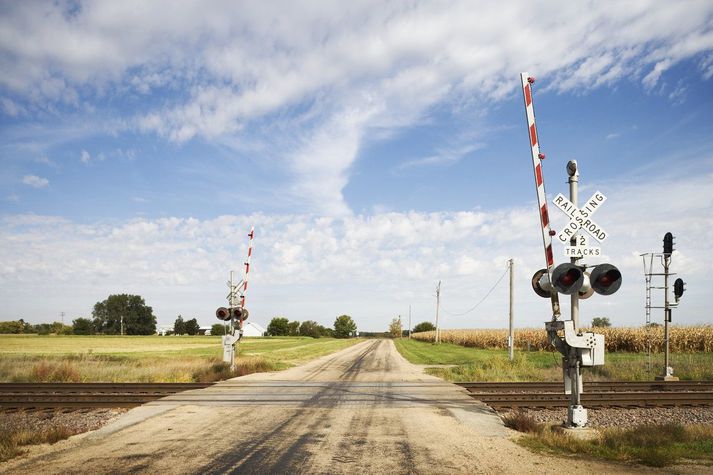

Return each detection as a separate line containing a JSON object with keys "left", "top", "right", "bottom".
{"left": 266, "top": 315, "right": 357, "bottom": 338}
{"left": 0, "top": 294, "right": 157, "bottom": 335}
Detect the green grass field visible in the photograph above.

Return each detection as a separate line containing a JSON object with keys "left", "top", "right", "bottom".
{"left": 394, "top": 338, "right": 713, "bottom": 381}
{"left": 0, "top": 335, "right": 362, "bottom": 383}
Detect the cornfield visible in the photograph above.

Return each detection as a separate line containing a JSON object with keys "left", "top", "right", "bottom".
{"left": 411, "top": 326, "right": 713, "bottom": 353}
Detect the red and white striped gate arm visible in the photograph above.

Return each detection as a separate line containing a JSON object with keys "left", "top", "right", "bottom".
{"left": 520, "top": 73, "right": 560, "bottom": 318}
{"left": 240, "top": 226, "right": 254, "bottom": 309}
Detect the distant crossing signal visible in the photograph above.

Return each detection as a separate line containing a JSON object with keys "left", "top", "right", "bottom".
{"left": 231, "top": 307, "right": 249, "bottom": 320}
{"left": 216, "top": 307, "right": 230, "bottom": 321}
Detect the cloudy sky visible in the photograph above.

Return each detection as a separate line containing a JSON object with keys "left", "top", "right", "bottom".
{"left": 1, "top": 1, "right": 712, "bottom": 332}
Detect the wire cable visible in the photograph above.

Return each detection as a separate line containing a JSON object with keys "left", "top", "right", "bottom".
{"left": 441, "top": 263, "right": 510, "bottom": 316}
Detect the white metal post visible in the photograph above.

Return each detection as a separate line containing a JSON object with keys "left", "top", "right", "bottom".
{"left": 567, "top": 160, "right": 583, "bottom": 425}
{"left": 569, "top": 164, "right": 580, "bottom": 330}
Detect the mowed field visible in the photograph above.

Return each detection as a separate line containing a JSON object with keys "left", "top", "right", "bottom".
{"left": 0, "top": 335, "right": 362, "bottom": 383}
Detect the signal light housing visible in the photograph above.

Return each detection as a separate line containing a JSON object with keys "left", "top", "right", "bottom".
{"left": 216, "top": 307, "right": 230, "bottom": 321}
{"left": 531, "top": 268, "right": 552, "bottom": 298}
{"left": 673, "top": 278, "right": 685, "bottom": 301}
{"left": 590, "top": 263, "right": 622, "bottom": 295}
{"left": 579, "top": 272, "right": 594, "bottom": 299}
{"left": 663, "top": 232, "right": 674, "bottom": 256}
{"left": 231, "top": 307, "right": 249, "bottom": 320}
{"left": 552, "top": 263, "right": 584, "bottom": 295}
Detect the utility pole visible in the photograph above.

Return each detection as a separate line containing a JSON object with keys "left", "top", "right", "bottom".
{"left": 435, "top": 281, "right": 441, "bottom": 344}
{"left": 60, "top": 311, "right": 65, "bottom": 326}
{"left": 408, "top": 305, "right": 412, "bottom": 339}
{"left": 508, "top": 259, "right": 514, "bottom": 361}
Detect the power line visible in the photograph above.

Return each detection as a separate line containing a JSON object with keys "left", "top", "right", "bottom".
{"left": 441, "top": 263, "right": 510, "bottom": 317}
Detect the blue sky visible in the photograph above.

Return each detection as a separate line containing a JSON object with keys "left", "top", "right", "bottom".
{"left": 1, "top": 1, "right": 712, "bottom": 331}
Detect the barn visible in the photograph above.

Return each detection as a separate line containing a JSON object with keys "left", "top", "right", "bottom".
{"left": 242, "top": 321, "right": 267, "bottom": 337}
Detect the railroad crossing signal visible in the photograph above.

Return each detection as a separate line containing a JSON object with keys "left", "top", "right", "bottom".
{"left": 531, "top": 262, "right": 622, "bottom": 299}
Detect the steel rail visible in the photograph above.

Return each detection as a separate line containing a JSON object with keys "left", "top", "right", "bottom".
{"left": 0, "top": 383, "right": 212, "bottom": 393}
{"left": 457, "top": 381, "right": 713, "bottom": 393}
{"left": 0, "top": 383, "right": 214, "bottom": 409}
{"left": 467, "top": 391, "right": 713, "bottom": 409}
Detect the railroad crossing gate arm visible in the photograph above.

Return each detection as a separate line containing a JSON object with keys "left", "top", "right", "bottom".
{"left": 520, "top": 72, "right": 560, "bottom": 319}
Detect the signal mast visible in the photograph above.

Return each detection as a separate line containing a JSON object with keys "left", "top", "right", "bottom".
{"left": 520, "top": 74, "right": 622, "bottom": 429}
{"left": 215, "top": 226, "right": 254, "bottom": 370}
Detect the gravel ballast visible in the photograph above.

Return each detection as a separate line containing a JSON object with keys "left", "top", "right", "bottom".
{"left": 1, "top": 408, "right": 127, "bottom": 436}
{"left": 500, "top": 406, "right": 713, "bottom": 428}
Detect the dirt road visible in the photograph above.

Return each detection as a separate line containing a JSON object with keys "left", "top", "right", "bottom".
{"left": 1, "top": 340, "right": 678, "bottom": 474}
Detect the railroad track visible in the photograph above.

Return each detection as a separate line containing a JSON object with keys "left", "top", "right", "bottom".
{"left": 457, "top": 381, "right": 713, "bottom": 409}
{"left": 0, "top": 383, "right": 213, "bottom": 409}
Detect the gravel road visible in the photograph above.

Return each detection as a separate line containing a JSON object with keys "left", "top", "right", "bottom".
{"left": 0, "top": 340, "right": 702, "bottom": 474}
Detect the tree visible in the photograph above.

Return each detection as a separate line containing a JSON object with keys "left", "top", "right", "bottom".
{"left": 388, "top": 317, "right": 402, "bottom": 338}
{"left": 72, "top": 317, "right": 94, "bottom": 335}
{"left": 591, "top": 317, "right": 611, "bottom": 328}
{"left": 412, "top": 321, "right": 436, "bottom": 333}
{"left": 288, "top": 320, "right": 300, "bottom": 336}
{"left": 211, "top": 323, "right": 227, "bottom": 335}
{"left": 0, "top": 320, "right": 25, "bottom": 334}
{"left": 299, "top": 320, "right": 321, "bottom": 338}
{"left": 334, "top": 315, "right": 356, "bottom": 338}
{"left": 92, "top": 294, "right": 157, "bottom": 335}
{"left": 267, "top": 317, "right": 290, "bottom": 336}
{"left": 318, "top": 325, "right": 334, "bottom": 337}
{"left": 174, "top": 315, "right": 186, "bottom": 335}
{"left": 184, "top": 318, "right": 200, "bottom": 336}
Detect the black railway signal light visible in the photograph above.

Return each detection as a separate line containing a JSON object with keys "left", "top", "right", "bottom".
{"left": 551, "top": 263, "right": 585, "bottom": 295}
{"left": 590, "top": 263, "right": 622, "bottom": 295}
{"left": 663, "top": 232, "right": 674, "bottom": 256}
{"left": 231, "top": 307, "right": 249, "bottom": 320}
{"left": 531, "top": 263, "right": 621, "bottom": 297}
{"left": 216, "top": 307, "right": 230, "bottom": 321}
{"left": 673, "top": 278, "right": 685, "bottom": 302}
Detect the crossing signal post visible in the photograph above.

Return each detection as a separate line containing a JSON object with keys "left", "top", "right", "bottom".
{"left": 529, "top": 161, "right": 621, "bottom": 428}
{"left": 521, "top": 74, "right": 621, "bottom": 428}
{"left": 216, "top": 227, "right": 254, "bottom": 370}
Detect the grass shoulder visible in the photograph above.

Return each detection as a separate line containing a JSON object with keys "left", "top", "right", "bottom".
{"left": 504, "top": 413, "right": 713, "bottom": 468}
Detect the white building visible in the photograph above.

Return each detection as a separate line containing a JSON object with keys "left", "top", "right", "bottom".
{"left": 243, "top": 321, "right": 267, "bottom": 337}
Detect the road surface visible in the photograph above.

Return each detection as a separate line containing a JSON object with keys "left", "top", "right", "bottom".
{"left": 2, "top": 340, "right": 669, "bottom": 474}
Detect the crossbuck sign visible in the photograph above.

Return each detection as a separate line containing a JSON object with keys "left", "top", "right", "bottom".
{"left": 552, "top": 191, "right": 608, "bottom": 257}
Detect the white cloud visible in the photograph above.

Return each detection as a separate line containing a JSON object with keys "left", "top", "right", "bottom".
{"left": 1, "top": 165, "right": 711, "bottom": 329}
{"left": 397, "top": 143, "right": 484, "bottom": 170}
{"left": 80, "top": 149, "right": 91, "bottom": 164}
{"left": 21, "top": 175, "right": 49, "bottom": 188}
{"left": 2, "top": 2, "right": 713, "bottom": 214}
